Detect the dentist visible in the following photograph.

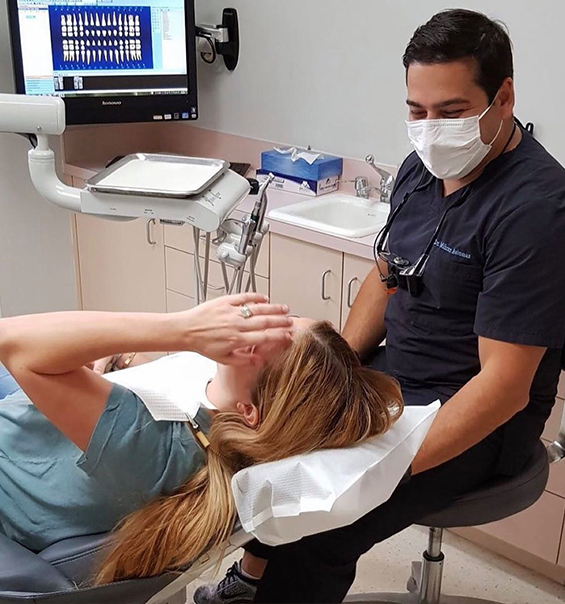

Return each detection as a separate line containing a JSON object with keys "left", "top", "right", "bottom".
{"left": 196, "top": 9, "right": 565, "bottom": 604}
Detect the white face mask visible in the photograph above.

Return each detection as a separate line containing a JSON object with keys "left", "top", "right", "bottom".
{"left": 406, "top": 103, "right": 503, "bottom": 180}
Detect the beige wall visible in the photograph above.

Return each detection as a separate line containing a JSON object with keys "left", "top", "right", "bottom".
{"left": 0, "top": 4, "right": 77, "bottom": 316}
{"left": 194, "top": 1, "right": 563, "bottom": 165}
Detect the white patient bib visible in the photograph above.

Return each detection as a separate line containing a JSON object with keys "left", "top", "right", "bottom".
{"left": 102, "top": 352, "right": 217, "bottom": 421}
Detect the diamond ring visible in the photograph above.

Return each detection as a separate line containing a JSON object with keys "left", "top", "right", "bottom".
{"left": 240, "top": 304, "right": 253, "bottom": 319}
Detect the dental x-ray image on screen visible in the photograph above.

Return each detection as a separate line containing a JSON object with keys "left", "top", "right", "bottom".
{"left": 49, "top": 6, "right": 154, "bottom": 71}
{"left": 8, "top": 0, "right": 198, "bottom": 125}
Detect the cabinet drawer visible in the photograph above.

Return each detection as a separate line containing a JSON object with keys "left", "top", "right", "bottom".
{"left": 165, "top": 247, "right": 196, "bottom": 297}
{"left": 164, "top": 224, "right": 270, "bottom": 278}
{"left": 166, "top": 290, "right": 195, "bottom": 313}
{"left": 166, "top": 247, "right": 268, "bottom": 300}
{"left": 477, "top": 491, "right": 565, "bottom": 564}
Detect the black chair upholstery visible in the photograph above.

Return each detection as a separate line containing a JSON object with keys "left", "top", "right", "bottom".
{"left": 0, "top": 534, "right": 72, "bottom": 594}
{"left": 418, "top": 439, "right": 549, "bottom": 528}
{"left": 0, "top": 533, "right": 179, "bottom": 604}
{"left": 38, "top": 533, "right": 111, "bottom": 586}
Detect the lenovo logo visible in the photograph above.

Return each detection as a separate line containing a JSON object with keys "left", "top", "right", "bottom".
{"left": 101, "top": 101, "right": 122, "bottom": 106}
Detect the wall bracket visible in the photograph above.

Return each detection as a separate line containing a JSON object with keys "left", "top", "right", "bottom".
{"left": 196, "top": 8, "right": 240, "bottom": 71}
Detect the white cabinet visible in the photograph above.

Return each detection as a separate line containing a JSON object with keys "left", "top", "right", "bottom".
{"left": 270, "top": 233, "right": 343, "bottom": 327}
{"left": 164, "top": 223, "right": 270, "bottom": 279}
{"left": 341, "top": 254, "right": 375, "bottom": 328}
{"left": 165, "top": 246, "right": 268, "bottom": 303}
{"left": 73, "top": 178, "right": 166, "bottom": 312}
{"left": 166, "top": 289, "right": 195, "bottom": 313}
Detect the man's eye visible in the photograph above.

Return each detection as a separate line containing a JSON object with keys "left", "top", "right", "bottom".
{"left": 410, "top": 111, "right": 426, "bottom": 120}
{"left": 442, "top": 111, "right": 463, "bottom": 118}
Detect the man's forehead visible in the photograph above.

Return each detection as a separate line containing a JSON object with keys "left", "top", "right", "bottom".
{"left": 406, "top": 60, "right": 486, "bottom": 106}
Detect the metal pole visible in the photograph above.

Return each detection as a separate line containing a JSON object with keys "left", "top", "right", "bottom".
{"left": 419, "top": 528, "right": 444, "bottom": 604}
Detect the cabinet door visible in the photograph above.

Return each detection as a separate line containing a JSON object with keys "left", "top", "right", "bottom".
{"left": 270, "top": 234, "right": 342, "bottom": 326}
{"left": 341, "top": 254, "right": 376, "bottom": 328}
{"left": 75, "top": 212, "right": 166, "bottom": 312}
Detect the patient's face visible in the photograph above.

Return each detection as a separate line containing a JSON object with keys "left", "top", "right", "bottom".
{"left": 212, "top": 318, "right": 318, "bottom": 418}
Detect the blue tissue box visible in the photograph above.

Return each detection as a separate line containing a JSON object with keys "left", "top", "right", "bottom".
{"left": 261, "top": 148, "right": 343, "bottom": 181}
{"left": 257, "top": 169, "right": 339, "bottom": 197}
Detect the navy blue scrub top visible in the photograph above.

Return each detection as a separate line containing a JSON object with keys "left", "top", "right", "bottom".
{"left": 382, "top": 127, "right": 565, "bottom": 474}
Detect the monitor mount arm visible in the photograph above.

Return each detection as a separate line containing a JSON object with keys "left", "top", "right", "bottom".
{"left": 196, "top": 8, "right": 239, "bottom": 70}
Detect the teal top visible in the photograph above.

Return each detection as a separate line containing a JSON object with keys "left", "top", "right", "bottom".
{"left": 0, "top": 383, "right": 211, "bottom": 552}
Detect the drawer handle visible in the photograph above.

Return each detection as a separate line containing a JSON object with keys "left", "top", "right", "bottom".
{"left": 146, "top": 219, "right": 157, "bottom": 245}
{"left": 321, "top": 270, "right": 331, "bottom": 301}
{"left": 208, "top": 284, "right": 226, "bottom": 291}
{"left": 347, "top": 277, "right": 360, "bottom": 308}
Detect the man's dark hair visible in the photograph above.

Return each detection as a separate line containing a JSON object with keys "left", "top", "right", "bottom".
{"left": 403, "top": 9, "right": 513, "bottom": 102}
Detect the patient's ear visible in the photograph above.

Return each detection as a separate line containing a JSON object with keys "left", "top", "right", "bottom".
{"left": 236, "top": 402, "right": 259, "bottom": 427}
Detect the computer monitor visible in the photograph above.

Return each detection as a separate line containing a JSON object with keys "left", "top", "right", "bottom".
{"left": 8, "top": 0, "right": 198, "bottom": 125}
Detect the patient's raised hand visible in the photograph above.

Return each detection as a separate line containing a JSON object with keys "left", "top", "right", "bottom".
{"left": 178, "top": 293, "right": 293, "bottom": 365}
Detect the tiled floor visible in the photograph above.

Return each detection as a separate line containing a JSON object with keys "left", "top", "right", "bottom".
{"left": 186, "top": 526, "right": 565, "bottom": 603}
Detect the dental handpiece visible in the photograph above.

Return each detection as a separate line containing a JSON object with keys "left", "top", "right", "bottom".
{"left": 236, "top": 173, "right": 274, "bottom": 255}
{"left": 236, "top": 214, "right": 257, "bottom": 255}
{"left": 253, "top": 173, "right": 275, "bottom": 230}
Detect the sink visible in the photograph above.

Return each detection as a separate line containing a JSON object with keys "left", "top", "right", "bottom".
{"left": 268, "top": 193, "right": 390, "bottom": 238}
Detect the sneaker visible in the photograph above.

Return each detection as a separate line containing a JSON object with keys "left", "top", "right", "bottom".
{"left": 193, "top": 561, "right": 258, "bottom": 604}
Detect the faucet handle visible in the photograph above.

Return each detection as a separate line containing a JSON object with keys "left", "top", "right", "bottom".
{"left": 365, "top": 154, "right": 395, "bottom": 203}
{"left": 365, "top": 155, "right": 394, "bottom": 183}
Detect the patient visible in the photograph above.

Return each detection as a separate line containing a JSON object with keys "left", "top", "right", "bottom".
{"left": 0, "top": 293, "right": 402, "bottom": 585}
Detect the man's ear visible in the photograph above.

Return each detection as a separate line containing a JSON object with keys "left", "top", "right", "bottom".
{"left": 497, "top": 77, "right": 515, "bottom": 120}
{"left": 236, "top": 401, "right": 259, "bottom": 427}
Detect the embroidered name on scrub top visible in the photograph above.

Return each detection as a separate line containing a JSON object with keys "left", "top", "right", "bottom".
{"left": 433, "top": 240, "right": 471, "bottom": 259}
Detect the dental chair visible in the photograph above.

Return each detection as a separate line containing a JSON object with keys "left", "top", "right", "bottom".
{"left": 0, "top": 404, "right": 435, "bottom": 604}
{"left": 0, "top": 524, "right": 251, "bottom": 604}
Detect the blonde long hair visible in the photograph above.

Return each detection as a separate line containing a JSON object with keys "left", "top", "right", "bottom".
{"left": 96, "top": 321, "right": 403, "bottom": 583}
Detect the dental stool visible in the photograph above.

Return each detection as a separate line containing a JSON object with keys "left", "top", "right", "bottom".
{"left": 347, "top": 438, "right": 552, "bottom": 604}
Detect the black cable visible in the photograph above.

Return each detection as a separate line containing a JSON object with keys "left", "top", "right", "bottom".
{"left": 17, "top": 133, "right": 37, "bottom": 148}
{"left": 373, "top": 168, "right": 430, "bottom": 282}
{"left": 198, "top": 33, "right": 217, "bottom": 64}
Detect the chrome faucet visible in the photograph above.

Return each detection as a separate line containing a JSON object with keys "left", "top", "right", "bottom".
{"left": 354, "top": 176, "right": 379, "bottom": 200}
{"left": 360, "top": 154, "right": 395, "bottom": 204}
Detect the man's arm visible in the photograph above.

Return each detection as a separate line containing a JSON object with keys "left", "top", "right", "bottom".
{"left": 342, "top": 264, "right": 390, "bottom": 359}
{"left": 412, "top": 336, "right": 546, "bottom": 475}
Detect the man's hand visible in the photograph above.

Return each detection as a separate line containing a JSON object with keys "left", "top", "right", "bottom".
{"left": 412, "top": 337, "right": 546, "bottom": 475}
{"left": 88, "top": 356, "right": 117, "bottom": 374}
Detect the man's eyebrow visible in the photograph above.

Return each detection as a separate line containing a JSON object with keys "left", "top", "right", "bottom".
{"left": 406, "top": 98, "right": 471, "bottom": 109}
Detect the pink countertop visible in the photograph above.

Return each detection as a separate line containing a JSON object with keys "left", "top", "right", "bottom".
{"left": 64, "top": 163, "right": 377, "bottom": 261}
